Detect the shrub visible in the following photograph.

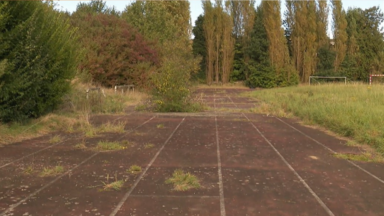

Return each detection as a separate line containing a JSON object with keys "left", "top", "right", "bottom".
{"left": 0, "top": 1, "right": 79, "bottom": 122}
{"left": 151, "top": 40, "right": 201, "bottom": 112}
{"left": 72, "top": 13, "right": 159, "bottom": 88}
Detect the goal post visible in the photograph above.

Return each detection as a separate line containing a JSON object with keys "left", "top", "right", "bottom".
{"left": 309, "top": 76, "right": 347, "bottom": 85}
{"left": 369, "top": 74, "right": 384, "bottom": 85}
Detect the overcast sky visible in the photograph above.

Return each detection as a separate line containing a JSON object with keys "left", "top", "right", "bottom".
{"left": 54, "top": 0, "right": 384, "bottom": 38}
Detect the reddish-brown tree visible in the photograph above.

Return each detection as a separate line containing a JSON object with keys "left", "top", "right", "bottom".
{"left": 76, "top": 14, "right": 159, "bottom": 88}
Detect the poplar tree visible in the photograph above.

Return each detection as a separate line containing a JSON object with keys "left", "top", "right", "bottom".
{"left": 262, "top": 0, "right": 290, "bottom": 70}
{"left": 202, "top": 1, "right": 215, "bottom": 84}
{"left": 221, "top": 1, "right": 235, "bottom": 83}
{"left": 331, "top": 0, "right": 347, "bottom": 71}
{"left": 316, "top": 0, "right": 329, "bottom": 49}
{"left": 286, "top": 0, "right": 318, "bottom": 82}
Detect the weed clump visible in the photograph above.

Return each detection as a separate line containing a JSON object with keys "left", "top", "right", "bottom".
{"left": 40, "top": 166, "right": 64, "bottom": 177}
{"left": 127, "top": 165, "right": 142, "bottom": 175}
{"left": 165, "top": 169, "right": 201, "bottom": 191}
{"left": 96, "top": 141, "right": 125, "bottom": 151}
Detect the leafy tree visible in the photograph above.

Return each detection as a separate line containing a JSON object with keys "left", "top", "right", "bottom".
{"left": 74, "top": 14, "right": 159, "bottom": 88}
{"left": 0, "top": 1, "right": 79, "bottom": 122}
{"left": 123, "top": 1, "right": 200, "bottom": 112}
{"left": 74, "top": 0, "right": 120, "bottom": 17}
{"left": 342, "top": 7, "right": 384, "bottom": 80}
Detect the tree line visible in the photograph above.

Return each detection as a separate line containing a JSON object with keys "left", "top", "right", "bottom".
{"left": 193, "top": 0, "right": 384, "bottom": 87}
{"left": 0, "top": 0, "right": 383, "bottom": 122}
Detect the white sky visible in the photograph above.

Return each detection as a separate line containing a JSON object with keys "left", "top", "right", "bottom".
{"left": 54, "top": 0, "right": 384, "bottom": 38}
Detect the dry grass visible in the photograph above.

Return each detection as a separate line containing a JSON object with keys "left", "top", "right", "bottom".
{"left": 97, "top": 121, "right": 126, "bottom": 133}
{"left": 0, "top": 82, "right": 147, "bottom": 146}
{"left": 196, "top": 83, "right": 247, "bottom": 89}
{"left": 49, "top": 135, "right": 62, "bottom": 144}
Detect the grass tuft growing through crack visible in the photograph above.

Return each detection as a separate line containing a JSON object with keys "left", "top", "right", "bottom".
{"left": 165, "top": 169, "right": 201, "bottom": 191}
{"left": 127, "top": 165, "right": 142, "bottom": 175}
{"left": 24, "top": 165, "right": 35, "bottom": 175}
{"left": 102, "top": 173, "right": 124, "bottom": 191}
{"left": 97, "top": 141, "right": 126, "bottom": 151}
{"left": 40, "top": 166, "right": 64, "bottom": 177}
{"left": 144, "top": 143, "right": 155, "bottom": 149}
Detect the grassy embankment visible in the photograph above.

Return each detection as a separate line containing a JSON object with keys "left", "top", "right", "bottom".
{"left": 0, "top": 83, "right": 146, "bottom": 146}
{"left": 249, "top": 84, "right": 384, "bottom": 158}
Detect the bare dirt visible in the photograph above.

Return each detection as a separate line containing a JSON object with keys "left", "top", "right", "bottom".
{"left": 1, "top": 87, "right": 384, "bottom": 216}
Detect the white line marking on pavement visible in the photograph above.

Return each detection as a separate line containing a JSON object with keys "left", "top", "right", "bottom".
{"left": 243, "top": 113, "right": 335, "bottom": 216}
{"left": 0, "top": 116, "right": 156, "bottom": 215}
{"left": 276, "top": 117, "right": 384, "bottom": 184}
{"left": 109, "top": 117, "right": 185, "bottom": 216}
{"left": 214, "top": 91, "right": 226, "bottom": 216}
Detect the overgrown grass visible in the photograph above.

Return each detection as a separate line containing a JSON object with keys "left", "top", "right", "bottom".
{"left": 97, "top": 121, "right": 126, "bottom": 133}
{"left": 96, "top": 141, "right": 126, "bottom": 151}
{"left": 40, "top": 166, "right": 64, "bottom": 177}
{"left": 249, "top": 84, "right": 384, "bottom": 155}
{"left": 165, "top": 169, "right": 201, "bottom": 191}
{"left": 334, "top": 153, "right": 383, "bottom": 163}
{"left": 0, "top": 83, "right": 145, "bottom": 146}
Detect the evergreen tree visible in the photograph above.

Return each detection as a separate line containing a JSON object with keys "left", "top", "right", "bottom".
{"left": 192, "top": 15, "right": 207, "bottom": 81}
{"left": 0, "top": 1, "right": 79, "bottom": 122}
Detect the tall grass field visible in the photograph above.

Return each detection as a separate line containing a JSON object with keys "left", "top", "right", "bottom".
{"left": 249, "top": 84, "right": 384, "bottom": 155}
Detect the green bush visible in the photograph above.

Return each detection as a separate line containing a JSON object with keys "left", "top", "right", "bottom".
{"left": 151, "top": 40, "right": 201, "bottom": 112}
{"left": 0, "top": 2, "right": 79, "bottom": 122}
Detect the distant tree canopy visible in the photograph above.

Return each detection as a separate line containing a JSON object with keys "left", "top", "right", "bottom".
{"left": 0, "top": 1, "right": 79, "bottom": 122}
{"left": 73, "top": 13, "right": 159, "bottom": 88}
